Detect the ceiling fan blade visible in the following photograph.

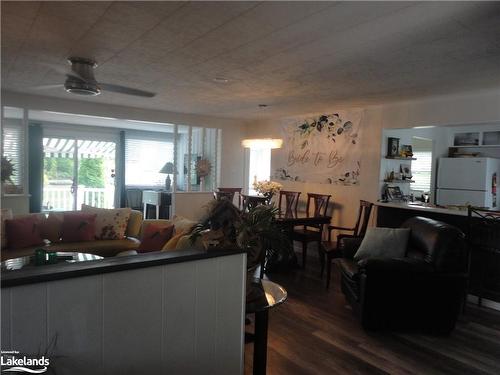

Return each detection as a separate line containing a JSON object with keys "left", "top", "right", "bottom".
{"left": 38, "top": 62, "right": 86, "bottom": 82}
{"left": 99, "top": 82, "right": 156, "bottom": 98}
{"left": 31, "top": 84, "right": 65, "bottom": 90}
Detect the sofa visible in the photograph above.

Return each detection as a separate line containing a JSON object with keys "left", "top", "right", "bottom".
{"left": 1, "top": 210, "right": 143, "bottom": 261}
{"left": 339, "top": 216, "right": 467, "bottom": 334}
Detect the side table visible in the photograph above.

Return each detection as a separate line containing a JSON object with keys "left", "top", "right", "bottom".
{"left": 246, "top": 278, "right": 287, "bottom": 375}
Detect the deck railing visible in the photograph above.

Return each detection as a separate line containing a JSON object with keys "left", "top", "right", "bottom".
{"left": 43, "top": 186, "right": 114, "bottom": 211}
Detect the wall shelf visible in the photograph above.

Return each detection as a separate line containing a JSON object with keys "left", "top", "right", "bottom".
{"left": 385, "top": 156, "right": 417, "bottom": 160}
{"left": 384, "top": 179, "right": 415, "bottom": 184}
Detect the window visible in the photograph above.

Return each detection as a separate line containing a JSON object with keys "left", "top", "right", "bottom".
{"left": 176, "top": 126, "right": 220, "bottom": 192}
{"left": 2, "top": 107, "right": 25, "bottom": 194}
{"left": 411, "top": 137, "right": 433, "bottom": 193}
{"left": 125, "top": 131, "right": 174, "bottom": 188}
{"left": 248, "top": 148, "right": 271, "bottom": 194}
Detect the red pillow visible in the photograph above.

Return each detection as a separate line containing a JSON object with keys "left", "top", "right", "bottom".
{"left": 5, "top": 216, "right": 44, "bottom": 249}
{"left": 138, "top": 224, "right": 174, "bottom": 253}
{"left": 61, "top": 212, "right": 97, "bottom": 242}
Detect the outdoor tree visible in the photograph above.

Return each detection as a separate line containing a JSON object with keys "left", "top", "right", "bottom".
{"left": 78, "top": 158, "right": 105, "bottom": 188}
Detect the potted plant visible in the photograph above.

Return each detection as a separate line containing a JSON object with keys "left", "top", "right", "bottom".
{"left": 252, "top": 180, "right": 283, "bottom": 202}
{"left": 190, "top": 200, "right": 294, "bottom": 280}
{"left": 1, "top": 156, "right": 15, "bottom": 194}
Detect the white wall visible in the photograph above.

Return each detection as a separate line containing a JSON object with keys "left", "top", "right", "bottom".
{"left": 1, "top": 253, "right": 246, "bottom": 375}
{"left": 1, "top": 91, "right": 249, "bottom": 214}
{"left": 246, "top": 88, "right": 500, "bottom": 228}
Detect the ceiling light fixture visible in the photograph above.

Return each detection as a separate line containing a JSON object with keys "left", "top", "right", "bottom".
{"left": 241, "top": 138, "right": 283, "bottom": 149}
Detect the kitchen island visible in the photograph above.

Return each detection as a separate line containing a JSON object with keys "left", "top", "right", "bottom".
{"left": 375, "top": 201, "right": 469, "bottom": 231}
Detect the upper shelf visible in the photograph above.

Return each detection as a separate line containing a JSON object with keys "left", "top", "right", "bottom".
{"left": 385, "top": 156, "right": 417, "bottom": 160}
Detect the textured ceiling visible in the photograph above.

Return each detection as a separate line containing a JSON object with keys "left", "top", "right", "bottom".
{"left": 2, "top": 1, "right": 500, "bottom": 120}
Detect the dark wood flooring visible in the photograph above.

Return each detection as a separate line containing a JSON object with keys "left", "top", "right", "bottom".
{"left": 245, "top": 256, "right": 500, "bottom": 375}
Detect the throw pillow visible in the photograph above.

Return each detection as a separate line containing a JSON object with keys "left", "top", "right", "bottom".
{"left": 5, "top": 216, "right": 44, "bottom": 249}
{"left": 1, "top": 208, "right": 13, "bottom": 249}
{"left": 61, "top": 212, "right": 97, "bottom": 243}
{"left": 354, "top": 227, "right": 411, "bottom": 262}
{"left": 81, "top": 205, "right": 131, "bottom": 240}
{"left": 175, "top": 234, "right": 205, "bottom": 251}
{"left": 172, "top": 215, "right": 197, "bottom": 234}
{"left": 138, "top": 224, "right": 174, "bottom": 253}
{"left": 39, "top": 212, "right": 64, "bottom": 243}
{"left": 162, "top": 230, "right": 186, "bottom": 251}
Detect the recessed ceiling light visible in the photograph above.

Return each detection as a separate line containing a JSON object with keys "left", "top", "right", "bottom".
{"left": 213, "top": 77, "right": 229, "bottom": 83}
{"left": 258, "top": 104, "right": 269, "bottom": 108}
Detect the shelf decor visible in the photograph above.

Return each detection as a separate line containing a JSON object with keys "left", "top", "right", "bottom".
{"left": 387, "top": 137, "right": 400, "bottom": 157}
{"left": 273, "top": 110, "right": 363, "bottom": 186}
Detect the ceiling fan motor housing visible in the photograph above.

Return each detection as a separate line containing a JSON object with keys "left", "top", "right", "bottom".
{"left": 64, "top": 57, "right": 101, "bottom": 96}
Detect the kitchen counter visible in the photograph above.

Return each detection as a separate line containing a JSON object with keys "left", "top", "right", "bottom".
{"left": 375, "top": 202, "right": 469, "bottom": 217}
{"left": 375, "top": 201, "right": 472, "bottom": 231}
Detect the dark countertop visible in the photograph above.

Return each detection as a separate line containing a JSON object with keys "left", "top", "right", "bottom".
{"left": 1, "top": 248, "right": 246, "bottom": 288}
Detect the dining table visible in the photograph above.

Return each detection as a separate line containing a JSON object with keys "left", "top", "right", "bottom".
{"left": 263, "top": 212, "right": 332, "bottom": 273}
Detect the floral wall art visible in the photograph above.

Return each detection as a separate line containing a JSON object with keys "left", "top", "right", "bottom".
{"left": 274, "top": 111, "right": 363, "bottom": 186}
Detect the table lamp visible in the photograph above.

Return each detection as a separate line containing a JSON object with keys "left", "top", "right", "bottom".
{"left": 159, "top": 162, "right": 175, "bottom": 191}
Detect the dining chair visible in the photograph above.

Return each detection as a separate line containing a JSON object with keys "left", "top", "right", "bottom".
{"left": 278, "top": 190, "right": 301, "bottom": 218}
{"left": 292, "top": 193, "right": 331, "bottom": 269}
{"left": 241, "top": 194, "right": 268, "bottom": 212}
{"left": 320, "top": 200, "right": 373, "bottom": 288}
{"left": 217, "top": 187, "right": 242, "bottom": 208}
{"left": 214, "top": 190, "right": 235, "bottom": 203}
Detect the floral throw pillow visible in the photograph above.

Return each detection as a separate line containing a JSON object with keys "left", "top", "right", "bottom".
{"left": 81, "top": 205, "right": 131, "bottom": 240}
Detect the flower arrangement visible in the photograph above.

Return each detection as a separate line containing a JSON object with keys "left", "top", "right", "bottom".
{"left": 1, "top": 156, "right": 15, "bottom": 183}
{"left": 195, "top": 158, "right": 212, "bottom": 178}
{"left": 253, "top": 180, "right": 283, "bottom": 196}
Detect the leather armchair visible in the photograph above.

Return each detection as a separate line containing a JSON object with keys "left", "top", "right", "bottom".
{"left": 339, "top": 216, "right": 467, "bottom": 333}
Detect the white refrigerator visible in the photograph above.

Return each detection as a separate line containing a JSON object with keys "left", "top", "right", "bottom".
{"left": 436, "top": 157, "right": 500, "bottom": 209}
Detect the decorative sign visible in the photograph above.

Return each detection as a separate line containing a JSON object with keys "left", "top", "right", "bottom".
{"left": 273, "top": 111, "right": 363, "bottom": 186}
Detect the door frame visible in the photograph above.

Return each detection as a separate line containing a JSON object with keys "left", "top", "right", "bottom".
{"left": 42, "top": 124, "right": 120, "bottom": 210}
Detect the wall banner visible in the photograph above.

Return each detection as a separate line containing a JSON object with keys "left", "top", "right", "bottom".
{"left": 273, "top": 111, "right": 363, "bottom": 186}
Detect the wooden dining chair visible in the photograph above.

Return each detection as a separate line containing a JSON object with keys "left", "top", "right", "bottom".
{"left": 214, "top": 190, "right": 235, "bottom": 203}
{"left": 278, "top": 190, "right": 301, "bottom": 218}
{"left": 292, "top": 193, "right": 331, "bottom": 269}
{"left": 241, "top": 194, "right": 268, "bottom": 212}
{"left": 321, "top": 200, "right": 373, "bottom": 288}
{"left": 217, "top": 187, "right": 242, "bottom": 208}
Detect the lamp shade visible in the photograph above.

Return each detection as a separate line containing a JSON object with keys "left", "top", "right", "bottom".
{"left": 159, "top": 162, "right": 175, "bottom": 174}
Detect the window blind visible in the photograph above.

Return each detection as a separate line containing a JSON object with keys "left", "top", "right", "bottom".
{"left": 411, "top": 151, "right": 432, "bottom": 192}
{"left": 125, "top": 133, "right": 174, "bottom": 187}
{"left": 2, "top": 121, "right": 24, "bottom": 191}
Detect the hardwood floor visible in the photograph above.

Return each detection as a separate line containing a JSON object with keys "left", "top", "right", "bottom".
{"left": 245, "top": 256, "right": 500, "bottom": 375}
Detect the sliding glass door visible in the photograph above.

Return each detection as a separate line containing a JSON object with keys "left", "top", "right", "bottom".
{"left": 42, "top": 137, "right": 116, "bottom": 211}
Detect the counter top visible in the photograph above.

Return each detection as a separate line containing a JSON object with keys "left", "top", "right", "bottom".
{"left": 1, "top": 248, "right": 246, "bottom": 288}
{"left": 375, "top": 202, "right": 470, "bottom": 216}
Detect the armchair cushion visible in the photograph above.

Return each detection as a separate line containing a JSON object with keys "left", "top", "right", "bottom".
{"left": 353, "top": 227, "right": 410, "bottom": 261}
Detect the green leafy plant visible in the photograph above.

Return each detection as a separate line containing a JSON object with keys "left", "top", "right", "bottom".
{"left": 1, "top": 156, "right": 15, "bottom": 183}
{"left": 190, "top": 200, "right": 291, "bottom": 271}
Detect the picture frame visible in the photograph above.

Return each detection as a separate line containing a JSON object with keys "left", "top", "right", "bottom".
{"left": 400, "top": 144, "right": 413, "bottom": 158}
{"left": 387, "top": 137, "right": 400, "bottom": 157}
{"left": 385, "top": 185, "right": 404, "bottom": 201}
{"left": 400, "top": 163, "right": 412, "bottom": 179}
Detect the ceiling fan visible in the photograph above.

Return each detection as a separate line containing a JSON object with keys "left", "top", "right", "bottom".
{"left": 35, "top": 57, "right": 156, "bottom": 98}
